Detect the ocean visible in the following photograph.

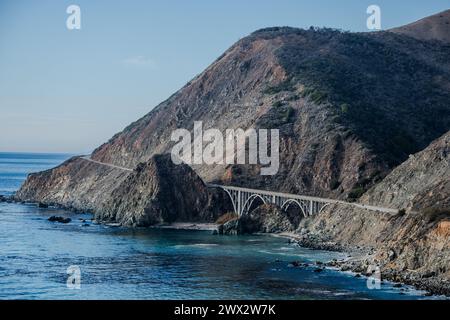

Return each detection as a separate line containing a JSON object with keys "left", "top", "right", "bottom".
{"left": 0, "top": 152, "right": 429, "bottom": 299}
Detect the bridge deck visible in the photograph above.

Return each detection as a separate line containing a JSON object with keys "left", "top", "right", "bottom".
{"left": 208, "top": 184, "right": 398, "bottom": 214}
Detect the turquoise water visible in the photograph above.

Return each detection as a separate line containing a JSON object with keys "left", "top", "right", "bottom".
{"left": 0, "top": 152, "right": 430, "bottom": 299}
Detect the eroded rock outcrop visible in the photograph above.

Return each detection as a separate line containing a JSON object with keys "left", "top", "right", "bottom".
{"left": 16, "top": 154, "right": 229, "bottom": 227}
{"left": 95, "top": 154, "right": 224, "bottom": 226}
{"left": 239, "top": 204, "right": 295, "bottom": 234}
{"left": 296, "top": 131, "right": 450, "bottom": 295}
{"left": 218, "top": 204, "right": 296, "bottom": 235}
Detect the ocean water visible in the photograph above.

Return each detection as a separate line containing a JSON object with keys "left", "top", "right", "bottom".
{"left": 0, "top": 152, "right": 431, "bottom": 300}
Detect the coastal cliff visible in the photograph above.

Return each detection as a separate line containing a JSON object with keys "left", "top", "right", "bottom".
{"left": 14, "top": 10, "right": 450, "bottom": 294}
{"left": 294, "top": 131, "right": 450, "bottom": 295}
{"left": 95, "top": 154, "right": 227, "bottom": 226}
{"left": 17, "top": 10, "right": 450, "bottom": 207}
{"left": 16, "top": 154, "right": 229, "bottom": 226}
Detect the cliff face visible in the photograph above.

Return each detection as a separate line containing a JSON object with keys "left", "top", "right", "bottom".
{"left": 15, "top": 156, "right": 129, "bottom": 212}
{"left": 297, "top": 131, "right": 450, "bottom": 294}
{"left": 361, "top": 131, "right": 450, "bottom": 211}
{"left": 17, "top": 12, "right": 450, "bottom": 210}
{"left": 16, "top": 154, "right": 228, "bottom": 226}
{"left": 91, "top": 25, "right": 450, "bottom": 197}
{"left": 16, "top": 11, "right": 450, "bottom": 225}
{"left": 95, "top": 154, "right": 225, "bottom": 226}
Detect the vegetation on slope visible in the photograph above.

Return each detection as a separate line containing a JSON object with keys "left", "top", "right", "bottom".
{"left": 251, "top": 27, "right": 450, "bottom": 166}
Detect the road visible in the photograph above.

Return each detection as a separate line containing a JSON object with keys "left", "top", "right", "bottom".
{"left": 80, "top": 156, "right": 134, "bottom": 172}
{"left": 80, "top": 156, "right": 398, "bottom": 214}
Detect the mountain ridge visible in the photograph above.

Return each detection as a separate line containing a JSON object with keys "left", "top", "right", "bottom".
{"left": 16, "top": 10, "right": 450, "bottom": 209}
{"left": 390, "top": 9, "right": 450, "bottom": 43}
{"left": 14, "top": 10, "right": 450, "bottom": 294}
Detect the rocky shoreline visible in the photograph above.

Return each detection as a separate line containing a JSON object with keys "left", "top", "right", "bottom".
{"left": 2, "top": 196, "right": 448, "bottom": 297}
{"left": 7, "top": 130, "right": 450, "bottom": 297}
{"left": 277, "top": 232, "right": 450, "bottom": 297}
{"left": 7, "top": 9, "right": 450, "bottom": 300}
{"left": 209, "top": 204, "right": 450, "bottom": 297}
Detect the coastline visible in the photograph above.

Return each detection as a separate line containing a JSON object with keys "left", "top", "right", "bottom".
{"left": 3, "top": 196, "right": 448, "bottom": 298}
{"left": 144, "top": 220, "right": 450, "bottom": 297}
{"left": 274, "top": 231, "right": 450, "bottom": 298}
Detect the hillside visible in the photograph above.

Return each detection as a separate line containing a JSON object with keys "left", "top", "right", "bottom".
{"left": 362, "top": 130, "right": 450, "bottom": 211}
{"left": 296, "top": 131, "right": 450, "bottom": 294}
{"left": 16, "top": 10, "right": 450, "bottom": 214}
{"left": 390, "top": 9, "right": 450, "bottom": 43}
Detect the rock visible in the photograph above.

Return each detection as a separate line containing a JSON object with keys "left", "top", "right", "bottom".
{"left": 290, "top": 261, "right": 301, "bottom": 267}
{"left": 95, "top": 154, "right": 223, "bottom": 227}
{"left": 314, "top": 268, "right": 324, "bottom": 273}
{"left": 216, "top": 203, "right": 297, "bottom": 235}
{"left": 220, "top": 219, "right": 240, "bottom": 235}
{"left": 393, "top": 283, "right": 402, "bottom": 288}
{"left": 238, "top": 204, "right": 295, "bottom": 234}
{"left": 38, "top": 202, "right": 48, "bottom": 208}
{"left": 422, "top": 271, "right": 436, "bottom": 278}
{"left": 388, "top": 249, "right": 397, "bottom": 261}
{"left": 48, "top": 216, "right": 71, "bottom": 223}
{"left": 340, "top": 265, "right": 351, "bottom": 272}
{"left": 0, "top": 195, "right": 7, "bottom": 202}
{"left": 299, "top": 228, "right": 309, "bottom": 235}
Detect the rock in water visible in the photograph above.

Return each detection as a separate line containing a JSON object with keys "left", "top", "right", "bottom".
{"left": 48, "top": 216, "right": 71, "bottom": 223}
{"left": 219, "top": 219, "right": 240, "bottom": 235}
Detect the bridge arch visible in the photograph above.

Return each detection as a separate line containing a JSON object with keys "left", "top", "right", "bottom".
{"left": 220, "top": 187, "right": 238, "bottom": 215}
{"left": 281, "top": 199, "right": 308, "bottom": 218}
{"left": 318, "top": 202, "right": 330, "bottom": 214}
{"left": 207, "top": 184, "right": 399, "bottom": 218}
{"left": 241, "top": 194, "right": 268, "bottom": 216}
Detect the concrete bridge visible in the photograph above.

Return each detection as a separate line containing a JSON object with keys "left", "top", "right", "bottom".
{"left": 208, "top": 184, "right": 399, "bottom": 216}
{"left": 79, "top": 155, "right": 398, "bottom": 217}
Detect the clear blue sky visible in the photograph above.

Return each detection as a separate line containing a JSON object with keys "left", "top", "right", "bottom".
{"left": 1, "top": 0, "right": 448, "bottom": 153}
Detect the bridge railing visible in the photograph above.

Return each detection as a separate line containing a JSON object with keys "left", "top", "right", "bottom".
{"left": 208, "top": 183, "right": 398, "bottom": 215}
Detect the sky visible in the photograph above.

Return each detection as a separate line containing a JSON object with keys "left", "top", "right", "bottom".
{"left": 0, "top": 0, "right": 449, "bottom": 153}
